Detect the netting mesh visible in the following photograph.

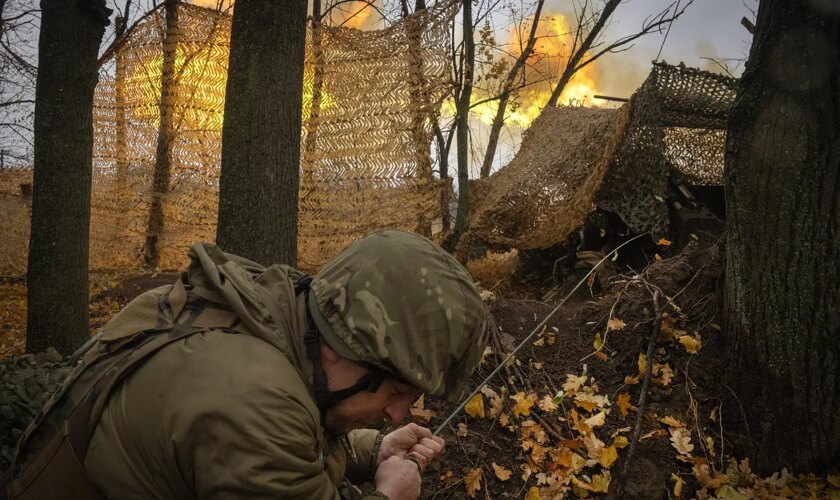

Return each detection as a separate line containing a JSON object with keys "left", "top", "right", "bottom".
{"left": 0, "top": 1, "right": 455, "bottom": 274}
{"left": 465, "top": 105, "right": 631, "bottom": 250}
{"left": 596, "top": 62, "right": 738, "bottom": 233}
{"left": 466, "top": 62, "right": 737, "bottom": 249}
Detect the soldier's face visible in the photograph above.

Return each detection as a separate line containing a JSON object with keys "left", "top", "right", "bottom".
{"left": 324, "top": 377, "right": 418, "bottom": 434}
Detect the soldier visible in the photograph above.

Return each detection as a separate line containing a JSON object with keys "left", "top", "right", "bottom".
{"left": 3, "top": 230, "right": 489, "bottom": 500}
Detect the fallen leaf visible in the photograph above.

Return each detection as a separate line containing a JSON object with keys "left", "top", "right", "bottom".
{"left": 465, "top": 468, "right": 483, "bottom": 498}
{"left": 499, "top": 412, "right": 510, "bottom": 427}
{"left": 457, "top": 423, "right": 468, "bottom": 437}
{"left": 670, "top": 427, "right": 695, "bottom": 456}
{"left": 607, "top": 318, "right": 626, "bottom": 331}
{"left": 714, "top": 484, "right": 748, "bottom": 500}
{"left": 511, "top": 392, "right": 536, "bottom": 417}
{"left": 660, "top": 415, "right": 685, "bottom": 428}
{"left": 659, "top": 363, "right": 674, "bottom": 385}
{"left": 828, "top": 473, "right": 840, "bottom": 487}
{"left": 655, "top": 253, "right": 662, "bottom": 261}
{"left": 600, "top": 445, "right": 618, "bottom": 467}
{"left": 524, "top": 486, "right": 541, "bottom": 500}
{"left": 563, "top": 374, "right": 588, "bottom": 395}
{"left": 481, "top": 385, "right": 505, "bottom": 417}
{"left": 492, "top": 462, "right": 512, "bottom": 481}
{"left": 593, "top": 331, "right": 604, "bottom": 350}
{"left": 657, "top": 238, "right": 672, "bottom": 247}
{"left": 440, "top": 470, "right": 453, "bottom": 482}
{"left": 638, "top": 353, "right": 647, "bottom": 375}
{"left": 595, "top": 351, "right": 609, "bottom": 361}
{"left": 679, "top": 335, "right": 701, "bottom": 354}
{"left": 410, "top": 394, "right": 436, "bottom": 424}
{"left": 533, "top": 337, "right": 545, "bottom": 347}
{"left": 672, "top": 473, "right": 685, "bottom": 498}
{"left": 533, "top": 361, "right": 544, "bottom": 369}
{"left": 641, "top": 429, "right": 668, "bottom": 440}
{"left": 539, "top": 394, "right": 558, "bottom": 413}
{"left": 613, "top": 435, "right": 629, "bottom": 449}
{"left": 464, "top": 393, "right": 485, "bottom": 418}
{"left": 584, "top": 411, "right": 607, "bottom": 428}
{"left": 617, "top": 393, "right": 632, "bottom": 418}
{"left": 624, "top": 374, "right": 640, "bottom": 385}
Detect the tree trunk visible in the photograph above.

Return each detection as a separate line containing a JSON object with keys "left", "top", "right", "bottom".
{"left": 143, "top": 0, "right": 178, "bottom": 269}
{"left": 26, "top": 0, "right": 109, "bottom": 354}
{"left": 724, "top": 0, "right": 840, "bottom": 473}
{"left": 449, "top": 0, "right": 473, "bottom": 250}
{"left": 216, "top": 0, "right": 306, "bottom": 266}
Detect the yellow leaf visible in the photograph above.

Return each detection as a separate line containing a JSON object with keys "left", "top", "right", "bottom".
{"left": 563, "top": 374, "right": 587, "bottom": 395}
{"left": 679, "top": 335, "right": 701, "bottom": 354}
{"left": 570, "top": 452, "right": 586, "bottom": 472}
{"left": 672, "top": 473, "right": 685, "bottom": 498}
{"left": 439, "top": 470, "right": 453, "bottom": 482}
{"left": 593, "top": 332, "right": 603, "bottom": 350}
{"left": 524, "top": 486, "right": 542, "bottom": 500}
{"left": 492, "top": 462, "right": 512, "bottom": 481}
{"left": 584, "top": 410, "right": 607, "bottom": 428}
{"left": 613, "top": 435, "right": 629, "bottom": 449}
{"left": 655, "top": 253, "right": 662, "bottom": 261}
{"left": 669, "top": 427, "right": 695, "bottom": 456}
{"left": 624, "top": 375, "right": 640, "bottom": 385}
{"left": 660, "top": 415, "right": 685, "bottom": 428}
{"left": 511, "top": 392, "right": 536, "bottom": 417}
{"left": 464, "top": 393, "right": 485, "bottom": 418}
{"left": 617, "top": 393, "right": 632, "bottom": 418}
{"left": 600, "top": 445, "right": 618, "bottom": 467}
{"left": 533, "top": 337, "right": 545, "bottom": 347}
{"left": 692, "top": 464, "right": 728, "bottom": 489}
{"left": 638, "top": 353, "right": 647, "bottom": 375}
{"left": 591, "top": 473, "right": 611, "bottom": 493}
{"left": 607, "top": 318, "right": 626, "bottom": 331}
{"left": 657, "top": 238, "right": 672, "bottom": 246}
{"left": 465, "top": 468, "right": 483, "bottom": 498}
{"left": 599, "top": 227, "right": 606, "bottom": 238}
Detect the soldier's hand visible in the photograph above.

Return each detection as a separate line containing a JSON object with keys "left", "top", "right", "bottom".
{"left": 378, "top": 423, "right": 445, "bottom": 470}
{"left": 374, "top": 456, "right": 421, "bottom": 500}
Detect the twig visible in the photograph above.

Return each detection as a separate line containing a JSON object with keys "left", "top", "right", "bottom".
{"left": 617, "top": 290, "right": 662, "bottom": 497}
{"left": 434, "top": 233, "right": 650, "bottom": 436}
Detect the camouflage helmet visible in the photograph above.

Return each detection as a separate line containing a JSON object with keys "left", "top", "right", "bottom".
{"left": 308, "top": 230, "right": 489, "bottom": 402}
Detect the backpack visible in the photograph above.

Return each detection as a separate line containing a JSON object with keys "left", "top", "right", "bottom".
{"left": 0, "top": 272, "right": 294, "bottom": 499}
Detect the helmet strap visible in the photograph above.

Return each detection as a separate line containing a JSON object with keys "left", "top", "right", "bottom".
{"left": 304, "top": 300, "right": 386, "bottom": 415}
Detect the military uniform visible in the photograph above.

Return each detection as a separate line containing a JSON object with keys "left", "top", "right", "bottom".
{"left": 4, "top": 231, "right": 489, "bottom": 500}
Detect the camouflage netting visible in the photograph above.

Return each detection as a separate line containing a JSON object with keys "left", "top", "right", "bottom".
{"left": 466, "top": 105, "right": 631, "bottom": 249}
{"left": 0, "top": 349, "right": 71, "bottom": 471}
{"left": 596, "top": 62, "right": 738, "bottom": 234}
{"left": 466, "top": 62, "right": 738, "bottom": 249}
{"left": 0, "top": 1, "right": 455, "bottom": 275}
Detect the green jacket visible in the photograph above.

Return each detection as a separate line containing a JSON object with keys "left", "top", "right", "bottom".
{"left": 83, "top": 243, "right": 386, "bottom": 499}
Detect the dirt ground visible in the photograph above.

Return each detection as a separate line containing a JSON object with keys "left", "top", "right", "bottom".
{"left": 1, "top": 239, "right": 837, "bottom": 499}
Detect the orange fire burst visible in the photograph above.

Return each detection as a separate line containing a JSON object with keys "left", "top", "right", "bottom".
{"left": 469, "top": 12, "right": 602, "bottom": 129}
